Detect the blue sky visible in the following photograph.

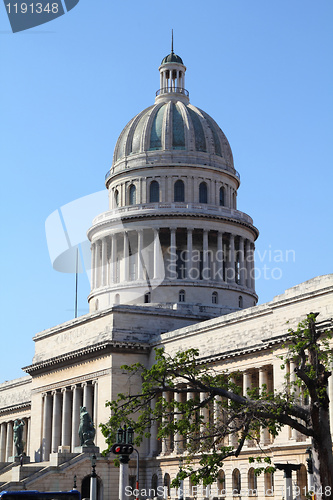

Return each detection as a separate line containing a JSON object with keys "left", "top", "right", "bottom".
{"left": 1, "top": 0, "right": 332, "bottom": 382}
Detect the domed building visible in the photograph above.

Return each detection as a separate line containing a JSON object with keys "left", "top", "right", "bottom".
{"left": 88, "top": 47, "right": 259, "bottom": 315}
{"left": 0, "top": 46, "right": 332, "bottom": 500}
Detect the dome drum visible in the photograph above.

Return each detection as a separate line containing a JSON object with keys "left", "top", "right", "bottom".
{"left": 88, "top": 223, "right": 257, "bottom": 315}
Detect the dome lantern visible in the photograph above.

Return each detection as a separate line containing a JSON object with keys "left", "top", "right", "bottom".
{"left": 156, "top": 30, "right": 189, "bottom": 102}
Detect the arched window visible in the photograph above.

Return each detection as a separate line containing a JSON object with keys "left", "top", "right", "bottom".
{"left": 238, "top": 295, "right": 243, "bottom": 308}
{"left": 95, "top": 299, "right": 99, "bottom": 311}
{"left": 212, "top": 291, "right": 218, "bottom": 304}
{"left": 217, "top": 470, "right": 226, "bottom": 496}
{"left": 149, "top": 180, "right": 160, "bottom": 202}
{"left": 144, "top": 291, "right": 151, "bottom": 304}
{"left": 179, "top": 290, "right": 185, "bottom": 302}
{"left": 248, "top": 468, "right": 258, "bottom": 496}
{"left": 174, "top": 179, "right": 185, "bottom": 202}
{"left": 164, "top": 473, "right": 171, "bottom": 497}
{"left": 129, "top": 184, "right": 136, "bottom": 205}
{"left": 219, "top": 186, "right": 225, "bottom": 206}
{"left": 114, "top": 293, "right": 120, "bottom": 305}
{"left": 199, "top": 181, "right": 208, "bottom": 203}
{"left": 114, "top": 189, "right": 119, "bottom": 207}
{"left": 232, "top": 469, "right": 241, "bottom": 495}
{"left": 264, "top": 471, "right": 274, "bottom": 496}
{"left": 151, "top": 474, "right": 158, "bottom": 496}
{"left": 297, "top": 465, "right": 307, "bottom": 500}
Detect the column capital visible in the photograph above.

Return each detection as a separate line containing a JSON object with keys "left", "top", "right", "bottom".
{"left": 71, "top": 384, "right": 82, "bottom": 391}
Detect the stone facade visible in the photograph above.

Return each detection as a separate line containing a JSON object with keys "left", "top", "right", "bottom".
{"left": 0, "top": 47, "right": 332, "bottom": 500}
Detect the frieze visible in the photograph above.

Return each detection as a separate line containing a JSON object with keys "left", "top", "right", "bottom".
{"left": 31, "top": 368, "right": 112, "bottom": 395}
{"left": 0, "top": 387, "right": 31, "bottom": 408}
{"left": 55, "top": 325, "right": 87, "bottom": 345}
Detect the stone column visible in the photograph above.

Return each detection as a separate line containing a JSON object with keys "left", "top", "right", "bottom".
{"left": 329, "top": 360, "right": 333, "bottom": 436}
{"left": 238, "top": 237, "right": 245, "bottom": 286}
{"left": 123, "top": 232, "right": 129, "bottom": 282}
{"left": 5, "top": 422, "right": 13, "bottom": 460}
{"left": 42, "top": 393, "right": 52, "bottom": 461}
{"left": 213, "top": 396, "right": 222, "bottom": 428}
{"left": 228, "top": 234, "right": 235, "bottom": 283}
{"left": 153, "top": 228, "right": 160, "bottom": 279}
{"left": 101, "top": 238, "right": 107, "bottom": 286}
{"left": 217, "top": 231, "right": 223, "bottom": 282}
{"left": 174, "top": 390, "right": 182, "bottom": 454}
{"left": 91, "top": 243, "right": 96, "bottom": 289}
{"left": 113, "top": 234, "right": 118, "bottom": 283}
{"left": 61, "top": 388, "right": 72, "bottom": 448}
{"left": 149, "top": 397, "right": 158, "bottom": 457}
{"left": 242, "top": 370, "right": 252, "bottom": 447}
{"left": 259, "top": 368, "right": 270, "bottom": 445}
{"left": 92, "top": 381, "right": 98, "bottom": 431}
{"left": 71, "top": 385, "right": 82, "bottom": 451}
{"left": 186, "top": 388, "right": 195, "bottom": 450}
{"left": 51, "top": 390, "right": 62, "bottom": 453}
{"left": 110, "top": 234, "right": 115, "bottom": 284}
{"left": 202, "top": 230, "right": 209, "bottom": 280}
{"left": 200, "top": 392, "right": 209, "bottom": 435}
{"left": 22, "top": 418, "right": 28, "bottom": 456}
{"left": 94, "top": 240, "right": 100, "bottom": 288}
{"left": 169, "top": 229, "right": 177, "bottom": 279}
{"left": 0, "top": 422, "right": 6, "bottom": 461}
{"left": 162, "top": 392, "right": 170, "bottom": 454}
{"left": 83, "top": 382, "right": 93, "bottom": 418}
{"left": 27, "top": 417, "right": 32, "bottom": 457}
{"left": 228, "top": 377, "right": 238, "bottom": 447}
{"left": 186, "top": 229, "right": 193, "bottom": 279}
{"left": 137, "top": 230, "right": 143, "bottom": 280}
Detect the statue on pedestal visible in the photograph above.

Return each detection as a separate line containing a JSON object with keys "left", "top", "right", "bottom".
{"left": 13, "top": 419, "right": 25, "bottom": 457}
{"left": 78, "top": 406, "right": 95, "bottom": 447}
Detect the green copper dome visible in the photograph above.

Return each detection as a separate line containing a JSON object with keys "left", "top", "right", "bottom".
{"left": 112, "top": 100, "right": 234, "bottom": 171}
{"left": 161, "top": 51, "right": 184, "bottom": 65}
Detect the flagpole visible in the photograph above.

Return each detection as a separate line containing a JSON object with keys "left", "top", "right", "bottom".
{"left": 74, "top": 247, "right": 78, "bottom": 318}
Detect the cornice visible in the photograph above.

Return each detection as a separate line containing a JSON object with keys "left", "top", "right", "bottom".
{"left": 23, "top": 340, "right": 150, "bottom": 375}
{"left": 0, "top": 402, "right": 31, "bottom": 416}
{"left": 89, "top": 212, "right": 259, "bottom": 240}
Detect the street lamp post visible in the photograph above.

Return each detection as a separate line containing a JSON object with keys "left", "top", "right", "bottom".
{"left": 90, "top": 453, "right": 97, "bottom": 500}
{"left": 178, "top": 457, "right": 184, "bottom": 500}
{"left": 112, "top": 425, "right": 138, "bottom": 500}
{"left": 306, "top": 447, "right": 314, "bottom": 496}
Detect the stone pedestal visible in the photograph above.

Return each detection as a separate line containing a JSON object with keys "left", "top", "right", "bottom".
{"left": 8, "top": 455, "right": 30, "bottom": 464}
{"left": 74, "top": 446, "right": 100, "bottom": 454}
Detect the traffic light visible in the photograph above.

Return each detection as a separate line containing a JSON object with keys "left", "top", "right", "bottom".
{"left": 111, "top": 443, "right": 134, "bottom": 455}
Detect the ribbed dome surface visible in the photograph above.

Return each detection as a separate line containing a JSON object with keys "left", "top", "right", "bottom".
{"left": 161, "top": 52, "right": 184, "bottom": 65}
{"left": 112, "top": 101, "right": 234, "bottom": 170}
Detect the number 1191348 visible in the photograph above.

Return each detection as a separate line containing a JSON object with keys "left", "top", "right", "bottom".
{"left": 6, "top": 2, "right": 60, "bottom": 14}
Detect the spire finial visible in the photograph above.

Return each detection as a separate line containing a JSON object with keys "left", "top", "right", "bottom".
{"left": 171, "top": 29, "right": 174, "bottom": 54}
